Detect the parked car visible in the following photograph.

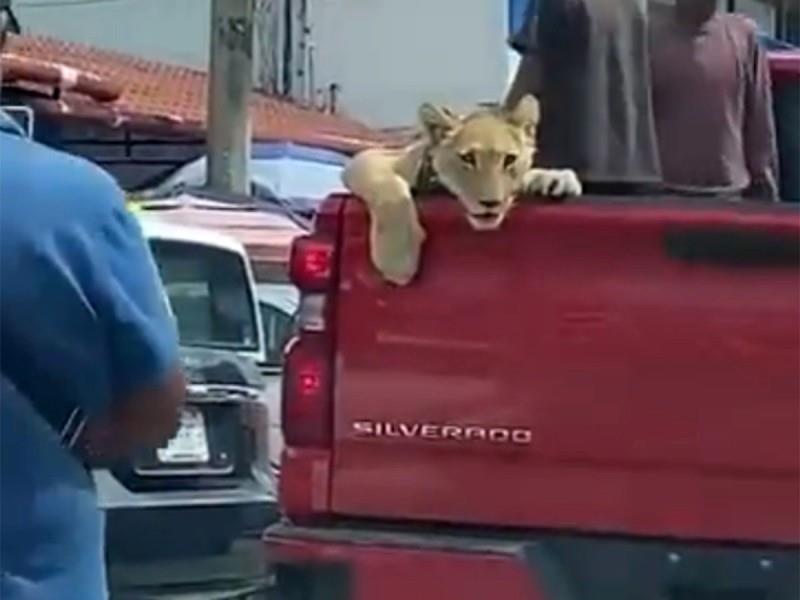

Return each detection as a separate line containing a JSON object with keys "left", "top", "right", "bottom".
{"left": 131, "top": 192, "right": 304, "bottom": 478}
{"left": 100, "top": 215, "right": 277, "bottom": 561}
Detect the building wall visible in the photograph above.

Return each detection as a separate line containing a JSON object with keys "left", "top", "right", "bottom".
{"left": 14, "top": 0, "right": 211, "bottom": 69}
{"left": 307, "top": 0, "right": 510, "bottom": 127}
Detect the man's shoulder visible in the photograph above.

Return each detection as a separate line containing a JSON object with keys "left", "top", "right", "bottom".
{"left": 715, "top": 12, "right": 759, "bottom": 39}
{"left": 0, "top": 132, "right": 118, "bottom": 192}
{"left": 0, "top": 132, "right": 123, "bottom": 219}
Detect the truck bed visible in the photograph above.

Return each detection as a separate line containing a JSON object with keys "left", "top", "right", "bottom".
{"left": 328, "top": 195, "right": 800, "bottom": 545}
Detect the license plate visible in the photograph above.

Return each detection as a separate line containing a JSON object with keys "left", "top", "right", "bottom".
{"left": 156, "top": 408, "right": 210, "bottom": 464}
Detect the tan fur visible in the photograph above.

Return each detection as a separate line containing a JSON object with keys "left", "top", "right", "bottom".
{"left": 342, "top": 95, "right": 582, "bottom": 285}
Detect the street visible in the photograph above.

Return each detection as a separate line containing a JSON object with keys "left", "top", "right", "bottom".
{"left": 109, "top": 537, "right": 271, "bottom": 600}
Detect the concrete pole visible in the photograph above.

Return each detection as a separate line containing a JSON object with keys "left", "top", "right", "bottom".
{"left": 206, "top": 0, "right": 254, "bottom": 195}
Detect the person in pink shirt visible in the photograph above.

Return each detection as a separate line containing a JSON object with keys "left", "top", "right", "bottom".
{"left": 649, "top": 0, "right": 780, "bottom": 201}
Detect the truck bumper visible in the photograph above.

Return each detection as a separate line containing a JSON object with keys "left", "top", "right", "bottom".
{"left": 264, "top": 522, "right": 799, "bottom": 600}
{"left": 264, "top": 522, "right": 541, "bottom": 600}
{"left": 96, "top": 469, "right": 278, "bottom": 560}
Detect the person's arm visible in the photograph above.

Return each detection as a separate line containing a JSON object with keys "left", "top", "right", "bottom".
{"left": 81, "top": 370, "right": 184, "bottom": 463}
{"left": 0, "top": 144, "right": 182, "bottom": 464}
{"left": 504, "top": 0, "right": 573, "bottom": 109}
{"left": 505, "top": 0, "right": 542, "bottom": 108}
{"left": 506, "top": 52, "right": 542, "bottom": 109}
{"left": 509, "top": 0, "right": 538, "bottom": 56}
{"left": 743, "top": 25, "right": 780, "bottom": 201}
{"left": 76, "top": 197, "right": 185, "bottom": 463}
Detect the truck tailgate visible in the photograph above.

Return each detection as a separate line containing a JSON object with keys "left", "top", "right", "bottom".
{"left": 330, "top": 195, "right": 800, "bottom": 544}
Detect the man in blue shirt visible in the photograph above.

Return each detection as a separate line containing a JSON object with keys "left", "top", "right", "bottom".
{"left": 0, "top": 12, "right": 185, "bottom": 597}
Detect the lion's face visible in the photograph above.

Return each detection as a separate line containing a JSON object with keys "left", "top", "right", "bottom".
{"left": 419, "top": 95, "right": 539, "bottom": 230}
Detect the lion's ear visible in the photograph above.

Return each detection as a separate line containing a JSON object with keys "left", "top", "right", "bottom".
{"left": 418, "top": 103, "right": 459, "bottom": 143}
{"left": 505, "top": 94, "right": 540, "bottom": 135}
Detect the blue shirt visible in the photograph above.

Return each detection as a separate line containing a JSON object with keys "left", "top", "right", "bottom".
{"left": 0, "top": 117, "right": 178, "bottom": 599}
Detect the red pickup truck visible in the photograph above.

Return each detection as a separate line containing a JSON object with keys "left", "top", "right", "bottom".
{"left": 265, "top": 65, "right": 800, "bottom": 600}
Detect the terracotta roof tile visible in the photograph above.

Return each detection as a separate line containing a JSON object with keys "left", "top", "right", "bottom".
{"left": 1, "top": 34, "right": 394, "bottom": 153}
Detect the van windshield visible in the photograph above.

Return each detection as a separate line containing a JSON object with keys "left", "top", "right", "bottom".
{"left": 148, "top": 239, "right": 259, "bottom": 353}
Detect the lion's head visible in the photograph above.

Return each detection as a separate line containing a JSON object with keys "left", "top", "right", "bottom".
{"left": 418, "top": 95, "right": 539, "bottom": 230}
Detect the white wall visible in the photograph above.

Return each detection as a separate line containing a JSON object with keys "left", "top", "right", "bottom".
{"left": 309, "top": 0, "right": 510, "bottom": 127}
{"left": 14, "top": 0, "right": 211, "bottom": 69}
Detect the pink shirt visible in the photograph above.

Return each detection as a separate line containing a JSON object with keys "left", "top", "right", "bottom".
{"left": 649, "top": 9, "right": 779, "bottom": 200}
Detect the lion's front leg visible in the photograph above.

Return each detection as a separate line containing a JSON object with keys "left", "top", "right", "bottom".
{"left": 522, "top": 168, "right": 583, "bottom": 198}
{"left": 360, "top": 177, "right": 426, "bottom": 286}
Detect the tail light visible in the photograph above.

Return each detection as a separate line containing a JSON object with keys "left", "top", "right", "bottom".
{"left": 282, "top": 203, "right": 341, "bottom": 451}
{"left": 283, "top": 334, "right": 332, "bottom": 447}
{"left": 289, "top": 236, "right": 335, "bottom": 293}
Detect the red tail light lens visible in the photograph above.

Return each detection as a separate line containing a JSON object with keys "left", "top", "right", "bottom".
{"left": 290, "top": 235, "right": 335, "bottom": 292}
{"left": 282, "top": 334, "right": 332, "bottom": 448}
{"left": 283, "top": 205, "right": 341, "bottom": 455}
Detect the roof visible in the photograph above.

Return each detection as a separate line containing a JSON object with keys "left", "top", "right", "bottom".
{"left": 138, "top": 213, "right": 249, "bottom": 258}
{"left": 133, "top": 193, "right": 305, "bottom": 269}
{"left": 0, "top": 34, "right": 395, "bottom": 153}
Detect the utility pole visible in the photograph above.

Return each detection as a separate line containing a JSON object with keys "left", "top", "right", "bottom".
{"left": 206, "top": 0, "right": 255, "bottom": 195}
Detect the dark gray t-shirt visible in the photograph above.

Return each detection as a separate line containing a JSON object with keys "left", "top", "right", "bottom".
{"left": 508, "top": 0, "right": 662, "bottom": 185}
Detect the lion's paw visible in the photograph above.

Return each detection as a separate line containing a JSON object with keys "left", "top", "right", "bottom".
{"left": 370, "top": 219, "right": 426, "bottom": 286}
{"left": 523, "top": 169, "right": 582, "bottom": 198}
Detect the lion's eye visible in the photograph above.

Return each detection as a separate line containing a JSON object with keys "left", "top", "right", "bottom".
{"left": 503, "top": 154, "right": 518, "bottom": 170}
{"left": 459, "top": 152, "right": 477, "bottom": 169}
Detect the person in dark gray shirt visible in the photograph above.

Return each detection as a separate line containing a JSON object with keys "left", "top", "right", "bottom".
{"left": 506, "top": 0, "right": 662, "bottom": 188}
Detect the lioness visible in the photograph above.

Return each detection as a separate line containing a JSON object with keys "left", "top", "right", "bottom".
{"left": 342, "top": 94, "right": 582, "bottom": 285}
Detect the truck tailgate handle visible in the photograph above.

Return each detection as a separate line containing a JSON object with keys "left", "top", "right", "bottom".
{"left": 664, "top": 227, "right": 800, "bottom": 267}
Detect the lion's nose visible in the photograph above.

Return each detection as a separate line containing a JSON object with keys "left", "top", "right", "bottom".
{"left": 479, "top": 200, "right": 502, "bottom": 210}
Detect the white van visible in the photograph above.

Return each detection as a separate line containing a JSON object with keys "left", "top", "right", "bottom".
{"left": 132, "top": 195, "right": 303, "bottom": 479}
{"left": 98, "top": 215, "right": 277, "bottom": 561}
{"left": 139, "top": 216, "right": 266, "bottom": 364}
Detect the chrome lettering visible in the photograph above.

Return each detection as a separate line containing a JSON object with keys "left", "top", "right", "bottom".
{"left": 441, "top": 426, "right": 463, "bottom": 440}
{"left": 512, "top": 429, "right": 533, "bottom": 445}
{"left": 383, "top": 422, "right": 400, "bottom": 437}
{"left": 399, "top": 423, "right": 420, "bottom": 437}
{"left": 353, "top": 421, "right": 374, "bottom": 435}
{"left": 420, "top": 424, "right": 440, "bottom": 439}
{"left": 464, "top": 426, "right": 487, "bottom": 441}
{"left": 488, "top": 428, "right": 510, "bottom": 443}
{"left": 352, "top": 421, "right": 532, "bottom": 446}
